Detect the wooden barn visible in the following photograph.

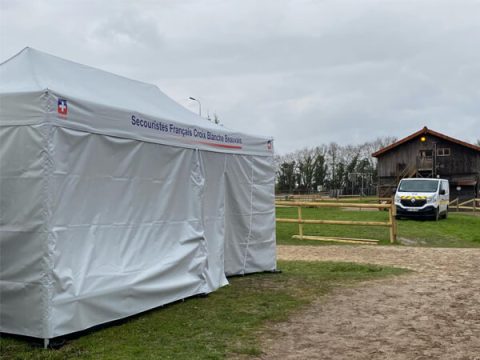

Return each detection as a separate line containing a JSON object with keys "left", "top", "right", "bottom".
{"left": 372, "top": 127, "right": 480, "bottom": 200}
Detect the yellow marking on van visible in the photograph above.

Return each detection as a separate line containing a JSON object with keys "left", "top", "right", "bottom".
{"left": 400, "top": 195, "right": 427, "bottom": 200}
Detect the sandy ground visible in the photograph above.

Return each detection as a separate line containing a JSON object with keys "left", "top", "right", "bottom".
{"left": 259, "top": 245, "right": 480, "bottom": 360}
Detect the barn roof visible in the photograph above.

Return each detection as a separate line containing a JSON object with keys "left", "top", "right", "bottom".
{"left": 372, "top": 126, "right": 480, "bottom": 157}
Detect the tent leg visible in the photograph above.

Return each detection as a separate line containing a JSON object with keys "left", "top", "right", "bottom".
{"left": 268, "top": 269, "right": 283, "bottom": 274}
{"left": 43, "top": 338, "right": 50, "bottom": 349}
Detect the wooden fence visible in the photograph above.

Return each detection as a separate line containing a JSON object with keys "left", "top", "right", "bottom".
{"left": 276, "top": 201, "right": 397, "bottom": 245}
{"left": 275, "top": 195, "right": 392, "bottom": 204}
{"left": 449, "top": 198, "right": 480, "bottom": 213}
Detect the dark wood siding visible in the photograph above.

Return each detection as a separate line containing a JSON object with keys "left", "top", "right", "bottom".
{"left": 376, "top": 134, "right": 480, "bottom": 199}
{"left": 377, "top": 135, "right": 480, "bottom": 177}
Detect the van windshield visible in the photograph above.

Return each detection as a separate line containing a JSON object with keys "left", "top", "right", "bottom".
{"left": 398, "top": 180, "right": 439, "bottom": 193}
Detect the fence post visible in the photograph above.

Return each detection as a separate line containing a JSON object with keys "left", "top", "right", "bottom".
{"left": 456, "top": 198, "right": 459, "bottom": 212}
{"left": 297, "top": 206, "right": 304, "bottom": 240}
{"left": 388, "top": 203, "right": 394, "bottom": 243}
{"left": 474, "top": 199, "right": 476, "bottom": 214}
{"left": 392, "top": 203, "right": 397, "bottom": 243}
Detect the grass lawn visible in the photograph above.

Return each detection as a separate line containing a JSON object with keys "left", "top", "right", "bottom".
{"left": 276, "top": 206, "right": 480, "bottom": 247}
{"left": 0, "top": 261, "right": 406, "bottom": 360}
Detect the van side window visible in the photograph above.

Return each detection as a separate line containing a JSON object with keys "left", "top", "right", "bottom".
{"left": 441, "top": 181, "right": 448, "bottom": 192}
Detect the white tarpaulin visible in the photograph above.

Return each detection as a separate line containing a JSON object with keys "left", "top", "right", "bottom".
{"left": 0, "top": 48, "right": 276, "bottom": 340}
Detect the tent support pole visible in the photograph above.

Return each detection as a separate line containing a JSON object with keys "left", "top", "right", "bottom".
{"left": 43, "top": 338, "right": 49, "bottom": 349}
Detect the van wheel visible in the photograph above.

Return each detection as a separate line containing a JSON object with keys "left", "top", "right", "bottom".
{"left": 434, "top": 208, "right": 440, "bottom": 221}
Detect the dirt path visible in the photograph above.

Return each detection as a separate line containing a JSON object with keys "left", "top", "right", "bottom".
{"left": 259, "top": 245, "right": 480, "bottom": 360}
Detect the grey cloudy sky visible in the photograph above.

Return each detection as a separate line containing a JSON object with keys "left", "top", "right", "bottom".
{"left": 1, "top": 0, "right": 479, "bottom": 154}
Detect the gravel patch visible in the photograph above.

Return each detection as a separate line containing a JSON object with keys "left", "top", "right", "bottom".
{"left": 258, "top": 245, "right": 480, "bottom": 360}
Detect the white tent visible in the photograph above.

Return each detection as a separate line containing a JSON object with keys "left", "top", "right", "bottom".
{"left": 0, "top": 48, "right": 276, "bottom": 343}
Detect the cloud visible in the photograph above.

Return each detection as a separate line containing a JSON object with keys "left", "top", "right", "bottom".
{"left": 1, "top": 0, "right": 479, "bottom": 153}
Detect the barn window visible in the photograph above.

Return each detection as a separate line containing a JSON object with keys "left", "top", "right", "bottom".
{"left": 419, "top": 149, "right": 433, "bottom": 158}
{"left": 437, "top": 148, "right": 451, "bottom": 156}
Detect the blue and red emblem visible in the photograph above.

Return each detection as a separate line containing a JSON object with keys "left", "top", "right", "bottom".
{"left": 57, "top": 98, "right": 68, "bottom": 117}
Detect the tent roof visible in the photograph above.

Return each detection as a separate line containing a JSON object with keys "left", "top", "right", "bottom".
{"left": 0, "top": 47, "right": 272, "bottom": 156}
{"left": 0, "top": 47, "right": 220, "bottom": 130}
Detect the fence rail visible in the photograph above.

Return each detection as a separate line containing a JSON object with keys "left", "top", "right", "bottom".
{"left": 275, "top": 196, "right": 393, "bottom": 204}
{"left": 276, "top": 200, "right": 397, "bottom": 245}
{"left": 449, "top": 198, "right": 480, "bottom": 213}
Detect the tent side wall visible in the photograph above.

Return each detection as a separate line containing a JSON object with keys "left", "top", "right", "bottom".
{"left": 48, "top": 126, "right": 215, "bottom": 337}
{"left": 198, "top": 151, "right": 229, "bottom": 290}
{"left": 0, "top": 123, "right": 276, "bottom": 340}
{"left": 224, "top": 155, "right": 276, "bottom": 275}
{"left": 0, "top": 123, "right": 51, "bottom": 338}
{"left": 47, "top": 126, "right": 275, "bottom": 337}
{"left": 200, "top": 152, "right": 277, "bottom": 277}
{"left": 0, "top": 109, "right": 276, "bottom": 340}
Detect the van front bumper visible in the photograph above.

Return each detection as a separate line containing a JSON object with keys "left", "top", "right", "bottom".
{"left": 396, "top": 205, "right": 437, "bottom": 217}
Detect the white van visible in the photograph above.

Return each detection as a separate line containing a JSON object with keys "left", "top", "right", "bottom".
{"left": 394, "top": 178, "right": 449, "bottom": 220}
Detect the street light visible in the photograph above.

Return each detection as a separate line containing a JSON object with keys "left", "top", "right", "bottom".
{"left": 188, "top": 97, "right": 202, "bottom": 117}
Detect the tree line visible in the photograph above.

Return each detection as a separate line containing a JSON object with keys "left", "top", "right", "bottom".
{"left": 275, "top": 137, "right": 396, "bottom": 195}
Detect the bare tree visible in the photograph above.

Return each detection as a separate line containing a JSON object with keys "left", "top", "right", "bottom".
{"left": 296, "top": 147, "right": 328, "bottom": 193}
{"left": 276, "top": 160, "right": 296, "bottom": 193}
{"left": 274, "top": 136, "right": 396, "bottom": 195}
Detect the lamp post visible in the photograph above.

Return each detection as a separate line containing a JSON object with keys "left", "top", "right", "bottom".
{"left": 188, "top": 97, "right": 202, "bottom": 117}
